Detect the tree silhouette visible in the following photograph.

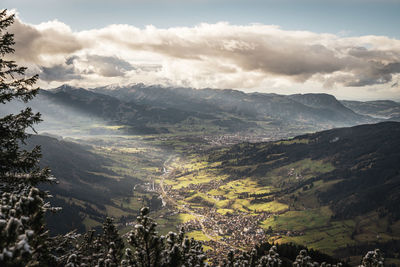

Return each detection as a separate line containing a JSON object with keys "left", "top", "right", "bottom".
{"left": 0, "top": 9, "right": 56, "bottom": 266}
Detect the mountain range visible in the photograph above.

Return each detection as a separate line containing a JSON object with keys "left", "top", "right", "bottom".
{"left": 3, "top": 84, "right": 395, "bottom": 138}
{"left": 92, "top": 84, "right": 373, "bottom": 127}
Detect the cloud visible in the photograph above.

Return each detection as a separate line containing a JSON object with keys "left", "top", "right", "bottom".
{"left": 36, "top": 54, "right": 138, "bottom": 83}
{"left": 86, "top": 55, "right": 134, "bottom": 77}
{"left": 7, "top": 16, "right": 400, "bottom": 99}
{"left": 40, "top": 63, "right": 82, "bottom": 82}
{"left": 8, "top": 18, "right": 83, "bottom": 64}
{"left": 65, "top": 54, "right": 135, "bottom": 77}
{"left": 344, "top": 62, "right": 400, "bottom": 87}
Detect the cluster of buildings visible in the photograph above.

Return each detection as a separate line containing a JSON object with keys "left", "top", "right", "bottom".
{"left": 178, "top": 206, "right": 270, "bottom": 259}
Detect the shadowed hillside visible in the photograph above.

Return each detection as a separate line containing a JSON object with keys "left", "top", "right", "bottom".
{"left": 24, "top": 135, "right": 145, "bottom": 234}
{"left": 209, "top": 122, "right": 400, "bottom": 219}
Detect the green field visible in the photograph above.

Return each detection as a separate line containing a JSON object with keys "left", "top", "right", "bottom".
{"left": 261, "top": 207, "right": 332, "bottom": 232}
{"left": 186, "top": 231, "right": 212, "bottom": 242}
{"left": 163, "top": 153, "right": 398, "bottom": 258}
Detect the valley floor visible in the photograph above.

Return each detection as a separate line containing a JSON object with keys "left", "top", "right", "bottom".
{"left": 39, "top": 125, "right": 400, "bottom": 265}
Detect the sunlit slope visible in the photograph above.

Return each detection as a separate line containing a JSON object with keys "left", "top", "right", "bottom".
{"left": 169, "top": 122, "right": 400, "bottom": 259}
{"left": 39, "top": 85, "right": 257, "bottom": 134}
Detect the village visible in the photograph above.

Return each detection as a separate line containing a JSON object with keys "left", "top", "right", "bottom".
{"left": 153, "top": 129, "right": 301, "bottom": 152}
{"left": 148, "top": 162, "right": 306, "bottom": 262}
{"left": 123, "top": 138, "right": 309, "bottom": 262}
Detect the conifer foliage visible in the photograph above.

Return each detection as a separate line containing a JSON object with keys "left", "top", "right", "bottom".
{"left": 123, "top": 207, "right": 207, "bottom": 267}
{"left": 63, "top": 220, "right": 125, "bottom": 267}
{"left": 0, "top": 9, "right": 57, "bottom": 266}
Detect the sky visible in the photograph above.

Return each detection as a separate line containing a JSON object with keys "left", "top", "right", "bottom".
{"left": 2, "top": 0, "right": 400, "bottom": 100}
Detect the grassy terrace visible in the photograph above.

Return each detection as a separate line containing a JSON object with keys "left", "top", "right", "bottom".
{"left": 262, "top": 207, "right": 333, "bottom": 232}
{"left": 165, "top": 156, "right": 290, "bottom": 213}
{"left": 166, "top": 155, "right": 335, "bottom": 215}
{"left": 260, "top": 206, "right": 356, "bottom": 254}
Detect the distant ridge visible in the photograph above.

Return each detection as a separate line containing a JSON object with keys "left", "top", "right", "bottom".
{"left": 288, "top": 93, "right": 364, "bottom": 122}
{"left": 92, "top": 84, "right": 374, "bottom": 126}
{"left": 3, "top": 83, "right": 389, "bottom": 136}
{"left": 341, "top": 99, "right": 400, "bottom": 120}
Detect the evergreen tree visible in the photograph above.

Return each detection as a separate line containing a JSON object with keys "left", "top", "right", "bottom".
{"left": 293, "top": 250, "right": 319, "bottom": 267}
{"left": 0, "top": 9, "right": 56, "bottom": 266}
{"left": 64, "top": 228, "right": 108, "bottom": 267}
{"left": 102, "top": 217, "right": 125, "bottom": 264}
{"left": 124, "top": 207, "right": 207, "bottom": 267}
{"left": 220, "top": 246, "right": 282, "bottom": 267}
{"left": 360, "top": 249, "right": 384, "bottom": 267}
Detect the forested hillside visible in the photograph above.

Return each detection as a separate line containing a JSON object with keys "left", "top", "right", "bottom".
{"left": 197, "top": 122, "right": 400, "bottom": 263}
{"left": 23, "top": 135, "right": 139, "bottom": 234}
{"left": 208, "top": 122, "right": 400, "bottom": 219}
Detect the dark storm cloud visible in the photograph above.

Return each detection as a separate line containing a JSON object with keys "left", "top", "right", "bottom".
{"left": 343, "top": 61, "right": 400, "bottom": 87}
{"left": 348, "top": 46, "right": 400, "bottom": 61}
{"left": 38, "top": 54, "right": 135, "bottom": 81}
{"left": 40, "top": 63, "right": 82, "bottom": 81}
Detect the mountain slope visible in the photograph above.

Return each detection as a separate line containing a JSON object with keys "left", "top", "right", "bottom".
{"left": 24, "top": 135, "right": 143, "bottom": 234}
{"left": 40, "top": 85, "right": 217, "bottom": 134}
{"left": 1, "top": 84, "right": 379, "bottom": 137}
{"left": 288, "top": 93, "right": 366, "bottom": 123}
{"left": 210, "top": 122, "right": 400, "bottom": 219}
{"left": 167, "top": 122, "right": 400, "bottom": 263}
{"left": 93, "top": 84, "right": 371, "bottom": 126}
{"left": 341, "top": 100, "right": 400, "bottom": 120}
